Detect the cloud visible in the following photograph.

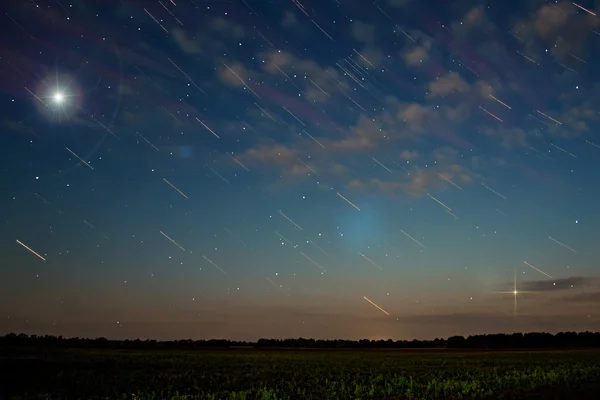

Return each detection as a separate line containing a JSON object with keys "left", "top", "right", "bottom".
{"left": 550, "top": 103, "right": 600, "bottom": 137}
{"left": 399, "top": 28, "right": 436, "bottom": 70}
{"left": 354, "top": 47, "right": 384, "bottom": 68}
{"left": 402, "top": 46, "right": 429, "bottom": 66}
{"left": 282, "top": 308, "right": 600, "bottom": 335}
{"left": 323, "top": 95, "right": 471, "bottom": 154}
{"left": 452, "top": 5, "right": 495, "bottom": 37}
{"left": 562, "top": 291, "right": 600, "bottom": 303}
{"left": 237, "top": 143, "right": 296, "bottom": 166}
{"left": 341, "top": 146, "right": 475, "bottom": 198}
{"left": 482, "top": 126, "right": 530, "bottom": 149}
{"left": 394, "top": 100, "right": 469, "bottom": 135}
{"left": 464, "top": 5, "right": 491, "bottom": 27}
{"left": 123, "top": 41, "right": 184, "bottom": 77}
{"left": 395, "top": 102, "right": 432, "bottom": 128}
{"left": 217, "top": 61, "right": 254, "bottom": 88}
{"left": 540, "top": 83, "right": 600, "bottom": 138}
{"left": 171, "top": 27, "right": 201, "bottom": 54}
{"left": 519, "top": 277, "right": 597, "bottom": 292}
{"left": 351, "top": 21, "right": 376, "bottom": 45}
{"left": 171, "top": 17, "right": 246, "bottom": 57}
{"left": 400, "top": 150, "right": 419, "bottom": 162}
{"left": 395, "top": 312, "right": 600, "bottom": 337}
{"left": 235, "top": 143, "right": 313, "bottom": 181}
{"left": 404, "top": 163, "right": 473, "bottom": 196}
{"left": 325, "top": 114, "right": 385, "bottom": 151}
{"left": 349, "top": 21, "right": 386, "bottom": 68}
{"left": 211, "top": 17, "right": 245, "bottom": 39}
{"left": 214, "top": 0, "right": 600, "bottom": 203}
{"left": 259, "top": 50, "right": 348, "bottom": 103}
{"left": 534, "top": 4, "right": 570, "bottom": 39}
{"left": 512, "top": 1, "right": 600, "bottom": 64}
{"left": 230, "top": 138, "right": 356, "bottom": 192}
{"left": 427, "top": 72, "right": 470, "bottom": 97}
{"left": 281, "top": 11, "right": 298, "bottom": 29}
{"left": 2, "top": 120, "right": 37, "bottom": 138}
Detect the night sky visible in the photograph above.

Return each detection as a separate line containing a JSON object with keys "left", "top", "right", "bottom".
{"left": 1, "top": 0, "right": 600, "bottom": 341}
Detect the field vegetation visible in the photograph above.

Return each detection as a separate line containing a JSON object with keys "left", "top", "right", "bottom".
{"left": 3, "top": 346, "right": 600, "bottom": 399}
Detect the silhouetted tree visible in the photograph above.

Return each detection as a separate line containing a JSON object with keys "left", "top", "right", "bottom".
{"left": 2, "top": 331, "right": 600, "bottom": 349}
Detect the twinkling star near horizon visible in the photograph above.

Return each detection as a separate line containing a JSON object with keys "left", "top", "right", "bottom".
{"left": 1, "top": 0, "right": 600, "bottom": 341}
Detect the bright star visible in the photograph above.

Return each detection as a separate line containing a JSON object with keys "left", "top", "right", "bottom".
{"left": 53, "top": 92, "right": 64, "bottom": 104}
{"left": 32, "top": 71, "right": 82, "bottom": 123}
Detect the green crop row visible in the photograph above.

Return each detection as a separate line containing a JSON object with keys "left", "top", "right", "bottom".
{"left": 3, "top": 348, "right": 600, "bottom": 399}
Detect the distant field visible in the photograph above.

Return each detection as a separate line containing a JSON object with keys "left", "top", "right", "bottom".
{"left": 2, "top": 347, "right": 600, "bottom": 399}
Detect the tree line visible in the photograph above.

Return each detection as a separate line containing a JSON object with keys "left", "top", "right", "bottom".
{"left": 2, "top": 331, "right": 600, "bottom": 349}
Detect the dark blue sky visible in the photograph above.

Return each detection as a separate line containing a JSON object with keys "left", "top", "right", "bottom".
{"left": 1, "top": 0, "right": 600, "bottom": 340}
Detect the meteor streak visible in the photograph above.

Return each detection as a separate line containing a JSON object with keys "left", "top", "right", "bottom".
{"left": 426, "top": 193, "right": 452, "bottom": 211}
{"left": 66, "top": 147, "right": 94, "bottom": 170}
{"left": 400, "top": 230, "right": 426, "bottom": 248}
{"left": 300, "top": 251, "right": 325, "bottom": 271}
{"left": 523, "top": 261, "right": 552, "bottom": 279}
{"left": 302, "top": 130, "right": 325, "bottom": 148}
{"left": 278, "top": 211, "right": 303, "bottom": 231}
{"left": 536, "top": 110, "right": 562, "bottom": 125}
{"left": 202, "top": 255, "right": 228, "bottom": 275}
{"left": 548, "top": 236, "right": 577, "bottom": 253}
{"left": 196, "top": 118, "right": 220, "bottom": 138}
{"left": 437, "top": 173, "right": 463, "bottom": 190}
{"left": 358, "top": 252, "right": 384, "bottom": 271}
{"left": 144, "top": 8, "right": 169, "bottom": 33}
{"left": 168, "top": 58, "right": 206, "bottom": 94}
{"left": 550, "top": 143, "right": 577, "bottom": 158}
{"left": 372, "top": 157, "right": 392, "bottom": 172}
{"left": 573, "top": 2, "right": 596, "bottom": 16}
{"left": 336, "top": 192, "right": 360, "bottom": 211}
{"left": 163, "top": 178, "right": 188, "bottom": 199}
{"left": 266, "top": 277, "right": 289, "bottom": 295}
{"left": 159, "top": 230, "right": 186, "bottom": 252}
{"left": 481, "top": 183, "right": 507, "bottom": 200}
{"left": 363, "top": 296, "right": 390, "bottom": 315}
{"left": 228, "top": 153, "right": 249, "bottom": 171}
{"left": 16, "top": 239, "right": 46, "bottom": 261}
{"left": 479, "top": 106, "right": 503, "bottom": 122}
{"left": 489, "top": 94, "right": 512, "bottom": 109}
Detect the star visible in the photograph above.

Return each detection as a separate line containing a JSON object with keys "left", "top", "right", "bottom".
{"left": 53, "top": 92, "right": 64, "bottom": 104}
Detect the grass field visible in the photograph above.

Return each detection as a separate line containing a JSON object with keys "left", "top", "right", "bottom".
{"left": 2, "top": 347, "right": 600, "bottom": 399}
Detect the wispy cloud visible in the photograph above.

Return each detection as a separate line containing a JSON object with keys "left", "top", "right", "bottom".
{"left": 562, "top": 291, "right": 600, "bottom": 303}
{"left": 402, "top": 46, "right": 429, "bottom": 66}
{"left": 452, "top": 5, "right": 496, "bottom": 38}
{"left": 138, "top": 0, "right": 600, "bottom": 200}
{"left": 519, "top": 276, "right": 597, "bottom": 292}
{"left": 512, "top": 1, "right": 599, "bottom": 65}
{"left": 281, "top": 11, "right": 298, "bottom": 29}
{"left": 427, "top": 72, "right": 470, "bottom": 97}
{"left": 171, "top": 27, "right": 202, "bottom": 54}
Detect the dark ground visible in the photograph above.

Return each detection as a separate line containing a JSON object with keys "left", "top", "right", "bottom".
{"left": 2, "top": 346, "right": 600, "bottom": 399}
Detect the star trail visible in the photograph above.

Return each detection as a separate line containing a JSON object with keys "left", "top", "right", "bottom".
{"left": 1, "top": 0, "right": 600, "bottom": 341}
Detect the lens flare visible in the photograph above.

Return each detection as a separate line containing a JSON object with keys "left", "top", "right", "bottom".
{"left": 53, "top": 92, "right": 64, "bottom": 104}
